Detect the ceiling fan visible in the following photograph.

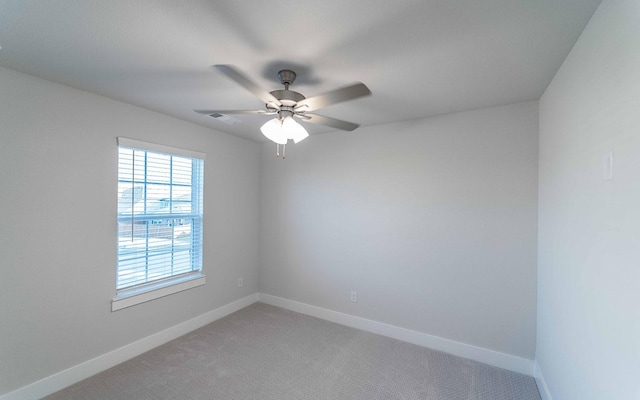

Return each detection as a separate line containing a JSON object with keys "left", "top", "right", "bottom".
{"left": 195, "top": 65, "right": 371, "bottom": 157}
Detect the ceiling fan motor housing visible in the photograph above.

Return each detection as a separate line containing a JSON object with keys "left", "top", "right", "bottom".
{"left": 269, "top": 89, "right": 305, "bottom": 106}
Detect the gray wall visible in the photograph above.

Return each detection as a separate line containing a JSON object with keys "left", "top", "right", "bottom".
{"left": 537, "top": 0, "right": 640, "bottom": 398}
{"left": 259, "top": 102, "right": 539, "bottom": 359}
{"left": 0, "top": 67, "right": 261, "bottom": 395}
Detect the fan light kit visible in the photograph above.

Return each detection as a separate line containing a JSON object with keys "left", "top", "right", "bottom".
{"left": 195, "top": 65, "right": 371, "bottom": 158}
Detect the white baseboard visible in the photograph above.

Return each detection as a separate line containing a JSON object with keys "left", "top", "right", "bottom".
{"left": 2, "top": 293, "right": 537, "bottom": 399}
{"left": 258, "top": 293, "right": 535, "bottom": 376}
{"left": 0, "top": 293, "right": 258, "bottom": 400}
{"left": 534, "top": 361, "right": 553, "bottom": 400}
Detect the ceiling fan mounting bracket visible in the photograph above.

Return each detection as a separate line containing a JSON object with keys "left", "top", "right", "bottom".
{"left": 277, "top": 70, "right": 297, "bottom": 86}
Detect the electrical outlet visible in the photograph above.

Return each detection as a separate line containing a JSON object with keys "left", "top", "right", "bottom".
{"left": 237, "top": 277, "right": 244, "bottom": 288}
{"left": 350, "top": 291, "right": 358, "bottom": 303}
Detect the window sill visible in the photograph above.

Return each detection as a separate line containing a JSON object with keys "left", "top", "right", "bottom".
{"left": 112, "top": 273, "right": 206, "bottom": 311}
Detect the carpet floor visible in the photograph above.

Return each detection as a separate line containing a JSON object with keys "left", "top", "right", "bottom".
{"left": 45, "top": 302, "right": 541, "bottom": 400}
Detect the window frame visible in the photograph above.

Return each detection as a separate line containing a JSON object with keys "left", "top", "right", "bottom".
{"left": 112, "top": 137, "right": 206, "bottom": 311}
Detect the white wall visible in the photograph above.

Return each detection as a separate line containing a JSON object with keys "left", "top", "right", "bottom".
{"left": 259, "top": 102, "right": 539, "bottom": 359}
{"left": 536, "top": 0, "right": 640, "bottom": 399}
{"left": 0, "top": 67, "right": 261, "bottom": 395}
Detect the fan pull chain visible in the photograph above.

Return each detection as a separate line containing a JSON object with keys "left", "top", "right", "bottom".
{"left": 275, "top": 143, "right": 286, "bottom": 159}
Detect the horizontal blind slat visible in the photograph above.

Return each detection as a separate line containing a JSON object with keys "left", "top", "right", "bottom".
{"left": 116, "top": 144, "right": 204, "bottom": 291}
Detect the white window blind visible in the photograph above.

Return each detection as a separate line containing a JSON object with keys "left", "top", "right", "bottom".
{"left": 116, "top": 138, "right": 205, "bottom": 292}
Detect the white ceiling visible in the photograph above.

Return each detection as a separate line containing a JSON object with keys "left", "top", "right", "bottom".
{"left": 0, "top": 0, "right": 601, "bottom": 142}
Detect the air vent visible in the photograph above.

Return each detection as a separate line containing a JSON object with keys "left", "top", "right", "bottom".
{"left": 207, "top": 113, "right": 241, "bottom": 125}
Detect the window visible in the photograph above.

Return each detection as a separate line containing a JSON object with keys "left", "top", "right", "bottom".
{"left": 113, "top": 138, "right": 205, "bottom": 311}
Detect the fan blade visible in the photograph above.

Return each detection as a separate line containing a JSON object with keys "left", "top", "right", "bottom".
{"left": 294, "top": 83, "right": 371, "bottom": 112}
{"left": 213, "top": 65, "right": 281, "bottom": 107}
{"left": 299, "top": 113, "right": 360, "bottom": 131}
{"left": 194, "top": 109, "right": 273, "bottom": 115}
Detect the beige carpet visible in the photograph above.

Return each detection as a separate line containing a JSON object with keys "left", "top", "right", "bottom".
{"left": 45, "top": 302, "right": 541, "bottom": 400}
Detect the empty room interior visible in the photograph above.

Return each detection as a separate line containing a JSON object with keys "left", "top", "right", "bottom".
{"left": 1, "top": 1, "right": 638, "bottom": 399}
